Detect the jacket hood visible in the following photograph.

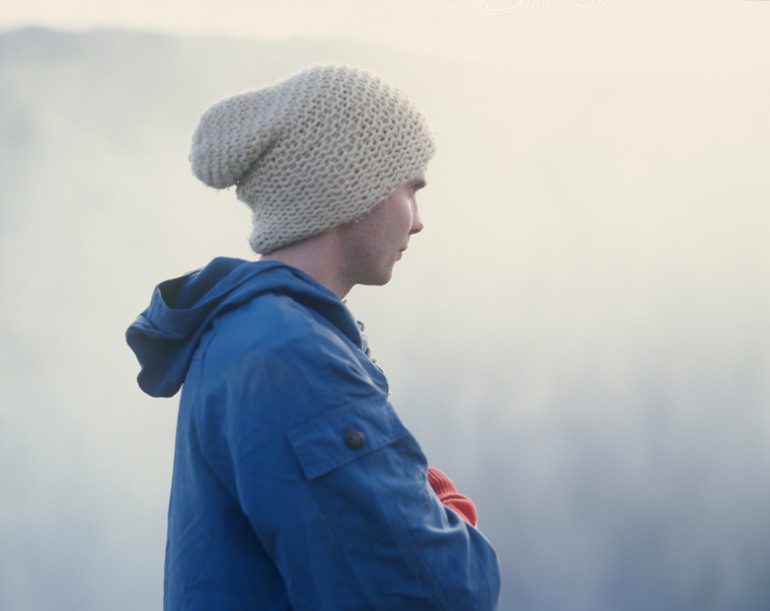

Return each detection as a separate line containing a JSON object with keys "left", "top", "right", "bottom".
{"left": 126, "top": 257, "right": 361, "bottom": 398}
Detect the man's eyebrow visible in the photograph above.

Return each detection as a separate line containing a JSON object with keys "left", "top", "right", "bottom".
{"left": 410, "top": 177, "right": 427, "bottom": 190}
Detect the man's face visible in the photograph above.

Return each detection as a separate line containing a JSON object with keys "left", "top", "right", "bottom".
{"left": 338, "top": 170, "right": 427, "bottom": 286}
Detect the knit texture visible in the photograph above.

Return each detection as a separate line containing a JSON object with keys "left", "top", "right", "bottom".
{"left": 427, "top": 466, "right": 479, "bottom": 527}
{"left": 189, "top": 64, "right": 436, "bottom": 253}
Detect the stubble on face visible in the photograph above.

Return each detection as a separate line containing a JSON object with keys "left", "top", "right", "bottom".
{"left": 334, "top": 171, "right": 426, "bottom": 290}
{"left": 338, "top": 210, "right": 397, "bottom": 287}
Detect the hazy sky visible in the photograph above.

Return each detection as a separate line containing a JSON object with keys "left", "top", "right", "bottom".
{"left": 3, "top": 0, "right": 770, "bottom": 72}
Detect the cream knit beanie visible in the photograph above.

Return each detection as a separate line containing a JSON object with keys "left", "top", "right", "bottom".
{"left": 189, "top": 64, "right": 436, "bottom": 254}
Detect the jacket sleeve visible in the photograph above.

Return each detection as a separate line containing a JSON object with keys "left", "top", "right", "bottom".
{"left": 194, "top": 331, "right": 501, "bottom": 610}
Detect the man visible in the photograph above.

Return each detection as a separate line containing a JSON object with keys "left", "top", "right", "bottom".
{"left": 127, "top": 64, "right": 501, "bottom": 610}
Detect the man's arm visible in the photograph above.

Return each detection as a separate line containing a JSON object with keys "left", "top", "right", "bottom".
{"left": 195, "top": 331, "right": 501, "bottom": 610}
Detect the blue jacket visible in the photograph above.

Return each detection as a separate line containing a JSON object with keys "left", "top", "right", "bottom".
{"left": 126, "top": 257, "right": 501, "bottom": 610}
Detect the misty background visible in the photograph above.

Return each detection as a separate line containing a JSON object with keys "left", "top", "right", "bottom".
{"left": 1, "top": 2, "right": 769, "bottom": 609}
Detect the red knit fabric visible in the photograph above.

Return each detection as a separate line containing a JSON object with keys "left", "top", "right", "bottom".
{"left": 427, "top": 466, "right": 478, "bottom": 527}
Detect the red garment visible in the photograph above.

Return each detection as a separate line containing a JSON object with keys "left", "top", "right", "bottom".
{"left": 427, "top": 466, "right": 478, "bottom": 527}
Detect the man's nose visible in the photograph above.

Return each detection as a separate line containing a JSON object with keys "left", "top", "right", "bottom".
{"left": 410, "top": 205, "right": 424, "bottom": 235}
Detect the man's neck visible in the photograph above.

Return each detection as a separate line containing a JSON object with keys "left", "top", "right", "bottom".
{"left": 260, "top": 229, "right": 353, "bottom": 299}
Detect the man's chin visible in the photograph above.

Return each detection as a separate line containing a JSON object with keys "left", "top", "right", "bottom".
{"left": 358, "top": 268, "right": 394, "bottom": 287}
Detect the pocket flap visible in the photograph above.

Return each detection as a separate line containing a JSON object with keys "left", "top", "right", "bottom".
{"left": 288, "top": 400, "right": 410, "bottom": 480}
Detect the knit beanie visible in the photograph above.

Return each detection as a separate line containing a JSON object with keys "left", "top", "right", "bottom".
{"left": 189, "top": 64, "right": 436, "bottom": 254}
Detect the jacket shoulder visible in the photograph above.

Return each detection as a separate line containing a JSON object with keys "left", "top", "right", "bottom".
{"left": 185, "top": 292, "right": 387, "bottom": 460}
{"left": 193, "top": 292, "right": 370, "bottom": 416}
{"left": 206, "top": 292, "right": 347, "bottom": 362}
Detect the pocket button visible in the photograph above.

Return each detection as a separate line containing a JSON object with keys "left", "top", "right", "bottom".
{"left": 345, "top": 429, "right": 366, "bottom": 450}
